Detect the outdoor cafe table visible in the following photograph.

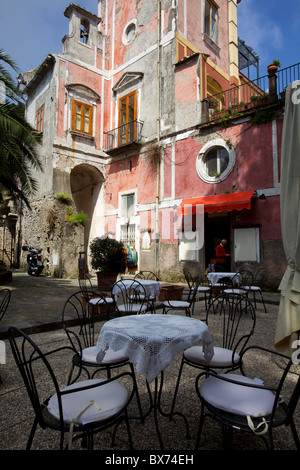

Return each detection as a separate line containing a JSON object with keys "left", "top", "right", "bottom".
{"left": 207, "top": 271, "right": 241, "bottom": 286}
{"left": 112, "top": 279, "right": 161, "bottom": 299}
{"left": 95, "top": 314, "right": 214, "bottom": 449}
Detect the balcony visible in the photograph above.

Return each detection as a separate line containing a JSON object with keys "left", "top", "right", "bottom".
{"left": 103, "top": 120, "right": 143, "bottom": 153}
{"left": 203, "top": 62, "right": 300, "bottom": 124}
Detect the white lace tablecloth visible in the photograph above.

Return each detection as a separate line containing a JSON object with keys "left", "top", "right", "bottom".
{"left": 95, "top": 314, "right": 214, "bottom": 383}
{"left": 112, "top": 279, "right": 161, "bottom": 299}
{"left": 207, "top": 272, "right": 241, "bottom": 286}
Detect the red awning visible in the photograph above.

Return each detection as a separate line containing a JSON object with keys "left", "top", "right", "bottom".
{"left": 177, "top": 190, "right": 255, "bottom": 215}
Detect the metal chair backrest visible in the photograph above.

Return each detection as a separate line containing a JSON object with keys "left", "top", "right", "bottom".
{"left": 254, "top": 268, "right": 267, "bottom": 287}
{"left": 239, "top": 269, "right": 254, "bottom": 287}
{"left": 62, "top": 290, "right": 104, "bottom": 348}
{"left": 183, "top": 268, "right": 195, "bottom": 290}
{"left": 206, "top": 293, "right": 256, "bottom": 355}
{"left": 134, "top": 271, "right": 159, "bottom": 281}
{"left": 8, "top": 326, "right": 70, "bottom": 432}
{"left": 112, "top": 279, "right": 147, "bottom": 314}
{"left": 78, "top": 272, "right": 94, "bottom": 298}
{"left": 0, "top": 288, "right": 11, "bottom": 322}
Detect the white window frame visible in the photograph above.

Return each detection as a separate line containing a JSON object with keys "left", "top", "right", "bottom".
{"left": 196, "top": 138, "right": 236, "bottom": 183}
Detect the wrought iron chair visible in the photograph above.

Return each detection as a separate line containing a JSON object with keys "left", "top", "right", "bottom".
{"left": 0, "top": 288, "right": 11, "bottom": 322}
{"left": 170, "top": 293, "right": 256, "bottom": 414}
{"left": 242, "top": 268, "right": 268, "bottom": 312}
{"left": 61, "top": 291, "right": 143, "bottom": 419}
{"left": 112, "top": 279, "right": 148, "bottom": 315}
{"left": 8, "top": 326, "right": 136, "bottom": 450}
{"left": 78, "top": 272, "right": 115, "bottom": 320}
{"left": 134, "top": 271, "right": 159, "bottom": 313}
{"left": 195, "top": 346, "right": 300, "bottom": 450}
{"left": 134, "top": 271, "right": 159, "bottom": 281}
{"left": 183, "top": 268, "right": 211, "bottom": 310}
{"left": 162, "top": 276, "right": 201, "bottom": 317}
{"left": 183, "top": 268, "right": 211, "bottom": 313}
{"left": 222, "top": 273, "right": 248, "bottom": 296}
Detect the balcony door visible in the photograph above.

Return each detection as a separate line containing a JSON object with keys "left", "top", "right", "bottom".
{"left": 118, "top": 90, "right": 137, "bottom": 146}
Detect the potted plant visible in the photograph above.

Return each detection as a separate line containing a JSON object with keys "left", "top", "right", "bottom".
{"left": 89, "top": 236, "right": 127, "bottom": 289}
{"left": 267, "top": 60, "right": 281, "bottom": 75}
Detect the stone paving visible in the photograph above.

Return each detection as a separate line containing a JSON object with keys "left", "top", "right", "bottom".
{"left": 0, "top": 269, "right": 298, "bottom": 454}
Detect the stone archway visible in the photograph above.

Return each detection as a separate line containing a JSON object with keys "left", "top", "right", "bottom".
{"left": 70, "top": 164, "right": 105, "bottom": 265}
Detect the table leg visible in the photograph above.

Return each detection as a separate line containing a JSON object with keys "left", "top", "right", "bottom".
{"left": 142, "top": 371, "right": 190, "bottom": 450}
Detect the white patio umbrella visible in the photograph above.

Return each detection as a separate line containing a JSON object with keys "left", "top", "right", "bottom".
{"left": 275, "top": 81, "right": 300, "bottom": 356}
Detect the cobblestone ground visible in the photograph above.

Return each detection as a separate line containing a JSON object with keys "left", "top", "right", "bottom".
{"left": 0, "top": 270, "right": 298, "bottom": 455}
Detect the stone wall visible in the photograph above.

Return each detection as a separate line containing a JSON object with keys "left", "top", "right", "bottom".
{"left": 21, "top": 197, "right": 85, "bottom": 278}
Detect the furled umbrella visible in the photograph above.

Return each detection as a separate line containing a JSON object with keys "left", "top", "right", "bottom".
{"left": 275, "top": 81, "right": 300, "bottom": 356}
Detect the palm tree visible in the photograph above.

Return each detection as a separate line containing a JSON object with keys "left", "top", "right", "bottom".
{"left": 0, "top": 49, "right": 42, "bottom": 208}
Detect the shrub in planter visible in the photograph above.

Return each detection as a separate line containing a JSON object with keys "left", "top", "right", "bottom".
{"left": 89, "top": 236, "right": 127, "bottom": 289}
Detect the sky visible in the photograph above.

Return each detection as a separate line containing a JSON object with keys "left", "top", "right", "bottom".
{"left": 0, "top": 0, "right": 300, "bottom": 81}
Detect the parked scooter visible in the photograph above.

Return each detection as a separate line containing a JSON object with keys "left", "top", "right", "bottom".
{"left": 22, "top": 245, "right": 44, "bottom": 276}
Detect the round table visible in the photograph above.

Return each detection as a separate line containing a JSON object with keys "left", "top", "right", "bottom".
{"left": 95, "top": 314, "right": 214, "bottom": 449}
{"left": 95, "top": 314, "right": 213, "bottom": 383}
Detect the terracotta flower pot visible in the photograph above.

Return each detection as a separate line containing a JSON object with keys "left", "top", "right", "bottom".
{"left": 267, "top": 63, "right": 278, "bottom": 75}
{"left": 96, "top": 272, "right": 118, "bottom": 291}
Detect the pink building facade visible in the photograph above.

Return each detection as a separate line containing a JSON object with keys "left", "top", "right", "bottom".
{"left": 18, "top": 1, "right": 286, "bottom": 288}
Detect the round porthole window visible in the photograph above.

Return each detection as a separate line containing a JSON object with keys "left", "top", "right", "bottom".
{"left": 123, "top": 19, "right": 137, "bottom": 45}
{"left": 196, "top": 139, "right": 235, "bottom": 183}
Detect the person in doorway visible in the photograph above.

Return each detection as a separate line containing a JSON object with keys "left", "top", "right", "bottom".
{"left": 215, "top": 239, "right": 230, "bottom": 271}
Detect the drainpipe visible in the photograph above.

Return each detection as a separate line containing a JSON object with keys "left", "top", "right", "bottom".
{"left": 155, "top": 0, "right": 161, "bottom": 277}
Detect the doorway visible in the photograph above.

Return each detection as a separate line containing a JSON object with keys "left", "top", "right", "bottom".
{"left": 204, "top": 213, "right": 230, "bottom": 267}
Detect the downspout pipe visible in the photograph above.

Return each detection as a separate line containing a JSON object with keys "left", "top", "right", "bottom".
{"left": 155, "top": 0, "right": 161, "bottom": 277}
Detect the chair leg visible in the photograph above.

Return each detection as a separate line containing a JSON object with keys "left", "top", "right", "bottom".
{"left": 26, "top": 417, "right": 39, "bottom": 450}
{"left": 259, "top": 291, "right": 267, "bottom": 313}
{"left": 195, "top": 404, "right": 206, "bottom": 450}
{"left": 289, "top": 418, "right": 300, "bottom": 451}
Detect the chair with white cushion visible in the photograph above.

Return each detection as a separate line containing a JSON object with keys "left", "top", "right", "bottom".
{"left": 222, "top": 273, "right": 247, "bottom": 296}
{"left": 134, "top": 271, "right": 159, "bottom": 313}
{"left": 8, "top": 326, "right": 136, "bottom": 450}
{"left": 78, "top": 272, "right": 115, "bottom": 320}
{"left": 162, "top": 276, "right": 200, "bottom": 317}
{"left": 195, "top": 346, "right": 300, "bottom": 450}
{"left": 183, "top": 268, "right": 211, "bottom": 313}
{"left": 170, "top": 293, "right": 256, "bottom": 414}
{"left": 242, "top": 268, "right": 268, "bottom": 312}
{"left": 62, "top": 291, "right": 143, "bottom": 420}
{"left": 112, "top": 279, "right": 148, "bottom": 315}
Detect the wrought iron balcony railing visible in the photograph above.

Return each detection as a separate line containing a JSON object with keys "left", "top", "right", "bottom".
{"left": 103, "top": 120, "right": 143, "bottom": 152}
{"left": 206, "top": 62, "right": 300, "bottom": 122}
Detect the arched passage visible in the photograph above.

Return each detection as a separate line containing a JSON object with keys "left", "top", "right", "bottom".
{"left": 70, "top": 164, "right": 105, "bottom": 262}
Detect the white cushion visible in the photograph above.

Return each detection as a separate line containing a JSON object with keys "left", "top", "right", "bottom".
{"left": 184, "top": 345, "right": 240, "bottom": 367}
{"left": 223, "top": 288, "right": 246, "bottom": 295}
{"left": 89, "top": 297, "right": 114, "bottom": 306}
{"left": 197, "top": 286, "right": 210, "bottom": 292}
{"left": 163, "top": 301, "right": 189, "bottom": 308}
{"left": 243, "top": 286, "right": 261, "bottom": 292}
{"left": 200, "top": 373, "right": 275, "bottom": 417}
{"left": 48, "top": 378, "right": 128, "bottom": 425}
{"left": 82, "top": 346, "right": 128, "bottom": 364}
{"left": 118, "top": 303, "right": 147, "bottom": 313}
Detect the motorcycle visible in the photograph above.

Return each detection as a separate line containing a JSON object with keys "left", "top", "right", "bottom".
{"left": 22, "top": 245, "right": 44, "bottom": 276}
